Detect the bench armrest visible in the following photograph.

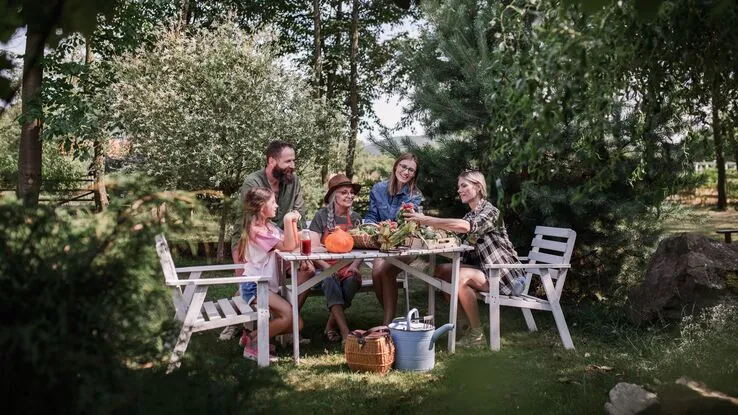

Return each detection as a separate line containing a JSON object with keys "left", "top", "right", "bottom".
{"left": 175, "top": 264, "right": 245, "bottom": 273}
{"left": 166, "top": 275, "right": 269, "bottom": 286}
{"left": 484, "top": 263, "right": 570, "bottom": 270}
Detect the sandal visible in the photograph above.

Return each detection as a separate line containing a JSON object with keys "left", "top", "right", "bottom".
{"left": 324, "top": 329, "right": 341, "bottom": 343}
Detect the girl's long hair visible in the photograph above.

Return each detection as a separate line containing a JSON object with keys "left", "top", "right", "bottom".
{"left": 237, "top": 187, "right": 274, "bottom": 262}
{"left": 388, "top": 152, "right": 420, "bottom": 196}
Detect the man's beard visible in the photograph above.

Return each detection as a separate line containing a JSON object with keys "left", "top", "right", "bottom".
{"left": 272, "top": 166, "right": 294, "bottom": 183}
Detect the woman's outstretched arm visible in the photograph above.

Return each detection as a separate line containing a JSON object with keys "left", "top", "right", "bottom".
{"left": 403, "top": 211, "right": 470, "bottom": 233}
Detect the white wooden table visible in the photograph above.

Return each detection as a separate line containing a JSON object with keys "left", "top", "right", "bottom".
{"left": 277, "top": 245, "right": 473, "bottom": 363}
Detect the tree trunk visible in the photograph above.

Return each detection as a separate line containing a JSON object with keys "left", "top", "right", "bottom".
{"left": 86, "top": 36, "right": 109, "bottom": 212}
{"left": 217, "top": 197, "right": 229, "bottom": 263}
{"left": 17, "top": 29, "right": 44, "bottom": 207}
{"left": 313, "top": 0, "right": 322, "bottom": 96}
{"left": 712, "top": 79, "right": 727, "bottom": 210}
{"left": 346, "top": 0, "right": 359, "bottom": 178}
{"left": 178, "top": 0, "right": 191, "bottom": 32}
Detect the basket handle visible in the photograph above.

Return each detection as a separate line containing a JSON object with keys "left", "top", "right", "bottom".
{"left": 350, "top": 325, "right": 390, "bottom": 347}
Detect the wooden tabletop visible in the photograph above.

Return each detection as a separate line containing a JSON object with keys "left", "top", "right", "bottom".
{"left": 277, "top": 245, "right": 473, "bottom": 261}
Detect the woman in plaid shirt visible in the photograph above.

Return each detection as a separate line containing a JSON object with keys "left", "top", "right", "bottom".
{"left": 403, "top": 170, "right": 525, "bottom": 348}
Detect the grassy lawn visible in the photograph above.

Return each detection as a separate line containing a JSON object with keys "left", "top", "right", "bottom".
{"left": 123, "top": 190, "right": 738, "bottom": 414}
{"left": 121, "top": 267, "right": 737, "bottom": 414}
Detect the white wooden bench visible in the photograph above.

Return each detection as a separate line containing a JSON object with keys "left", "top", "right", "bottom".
{"left": 479, "top": 226, "right": 577, "bottom": 350}
{"left": 156, "top": 235, "right": 271, "bottom": 370}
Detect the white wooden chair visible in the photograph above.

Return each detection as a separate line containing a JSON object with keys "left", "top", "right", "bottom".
{"left": 479, "top": 226, "right": 576, "bottom": 350}
{"left": 156, "top": 234, "right": 271, "bottom": 371}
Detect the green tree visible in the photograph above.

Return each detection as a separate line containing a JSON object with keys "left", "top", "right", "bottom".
{"left": 108, "top": 23, "right": 346, "bottom": 260}
{"left": 176, "top": 1, "right": 418, "bottom": 178}
{"left": 1, "top": 0, "right": 121, "bottom": 206}
{"left": 40, "top": 0, "right": 179, "bottom": 211}
{"left": 1, "top": 102, "right": 87, "bottom": 197}
{"left": 401, "top": 0, "right": 700, "bottom": 294}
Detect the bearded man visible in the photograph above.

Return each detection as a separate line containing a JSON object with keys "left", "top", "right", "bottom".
{"left": 222, "top": 140, "right": 314, "bottom": 344}
{"left": 231, "top": 140, "right": 306, "bottom": 243}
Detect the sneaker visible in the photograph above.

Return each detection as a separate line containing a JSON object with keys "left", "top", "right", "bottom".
{"left": 219, "top": 325, "right": 238, "bottom": 341}
{"left": 239, "top": 329, "right": 252, "bottom": 346}
{"left": 511, "top": 276, "right": 526, "bottom": 296}
{"left": 457, "top": 327, "right": 485, "bottom": 349}
{"left": 241, "top": 332, "right": 276, "bottom": 354}
{"left": 242, "top": 336, "right": 278, "bottom": 362}
{"left": 456, "top": 314, "right": 471, "bottom": 338}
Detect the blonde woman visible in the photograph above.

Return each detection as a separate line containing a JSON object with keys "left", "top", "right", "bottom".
{"left": 403, "top": 170, "right": 526, "bottom": 348}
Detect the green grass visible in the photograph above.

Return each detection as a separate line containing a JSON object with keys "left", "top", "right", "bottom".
{"left": 116, "top": 274, "right": 738, "bottom": 414}
{"left": 120, "top": 201, "right": 738, "bottom": 414}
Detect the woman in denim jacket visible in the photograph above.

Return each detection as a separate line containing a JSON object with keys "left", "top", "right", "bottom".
{"left": 364, "top": 153, "right": 423, "bottom": 325}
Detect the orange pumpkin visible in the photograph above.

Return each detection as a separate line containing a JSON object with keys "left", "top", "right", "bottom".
{"left": 325, "top": 228, "right": 354, "bottom": 253}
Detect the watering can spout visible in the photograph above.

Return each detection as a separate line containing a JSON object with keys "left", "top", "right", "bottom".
{"left": 429, "top": 323, "right": 455, "bottom": 349}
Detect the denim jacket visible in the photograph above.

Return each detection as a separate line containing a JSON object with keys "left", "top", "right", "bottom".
{"left": 364, "top": 180, "right": 423, "bottom": 223}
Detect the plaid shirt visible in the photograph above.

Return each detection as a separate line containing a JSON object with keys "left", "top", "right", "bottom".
{"left": 461, "top": 199, "right": 523, "bottom": 295}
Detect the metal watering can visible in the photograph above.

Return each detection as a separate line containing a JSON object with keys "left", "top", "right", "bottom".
{"left": 388, "top": 308, "right": 454, "bottom": 372}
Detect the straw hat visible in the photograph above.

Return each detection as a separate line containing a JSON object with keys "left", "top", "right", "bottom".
{"left": 324, "top": 173, "right": 362, "bottom": 203}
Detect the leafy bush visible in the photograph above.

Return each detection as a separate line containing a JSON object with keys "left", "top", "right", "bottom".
{"left": 0, "top": 176, "right": 198, "bottom": 414}
{"left": 0, "top": 105, "right": 88, "bottom": 194}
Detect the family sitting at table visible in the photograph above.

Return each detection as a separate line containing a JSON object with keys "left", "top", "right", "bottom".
{"left": 234, "top": 141, "right": 525, "bottom": 360}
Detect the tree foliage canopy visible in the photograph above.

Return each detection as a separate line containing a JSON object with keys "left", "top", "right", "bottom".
{"left": 108, "top": 23, "right": 346, "bottom": 197}
{"left": 400, "top": 0, "right": 712, "bottom": 295}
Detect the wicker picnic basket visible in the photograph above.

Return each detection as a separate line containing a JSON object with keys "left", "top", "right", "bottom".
{"left": 344, "top": 326, "right": 395, "bottom": 374}
{"left": 352, "top": 233, "right": 380, "bottom": 250}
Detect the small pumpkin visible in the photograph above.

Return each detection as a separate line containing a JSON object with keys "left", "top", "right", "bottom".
{"left": 325, "top": 228, "right": 354, "bottom": 253}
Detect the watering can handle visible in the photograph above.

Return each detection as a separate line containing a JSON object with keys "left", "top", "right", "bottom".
{"left": 406, "top": 308, "right": 419, "bottom": 325}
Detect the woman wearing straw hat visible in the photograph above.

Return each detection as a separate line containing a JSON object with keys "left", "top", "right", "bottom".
{"left": 308, "top": 174, "right": 364, "bottom": 343}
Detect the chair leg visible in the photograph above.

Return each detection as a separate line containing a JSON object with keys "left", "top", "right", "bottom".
{"left": 488, "top": 269, "right": 501, "bottom": 351}
{"left": 404, "top": 271, "right": 410, "bottom": 316}
{"left": 521, "top": 309, "right": 537, "bottom": 332}
{"left": 427, "top": 254, "right": 436, "bottom": 318}
{"left": 540, "top": 271, "right": 574, "bottom": 350}
{"left": 256, "top": 280, "right": 270, "bottom": 367}
{"left": 167, "top": 325, "right": 193, "bottom": 373}
{"left": 550, "top": 305, "right": 574, "bottom": 349}
{"left": 167, "top": 287, "right": 207, "bottom": 373}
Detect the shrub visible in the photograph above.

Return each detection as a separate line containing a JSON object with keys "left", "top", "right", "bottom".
{"left": 0, "top": 176, "right": 198, "bottom": 414}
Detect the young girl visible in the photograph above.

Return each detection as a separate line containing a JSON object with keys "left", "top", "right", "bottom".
{"left": 238, "top": 187, "right": 302, "bottom": 361}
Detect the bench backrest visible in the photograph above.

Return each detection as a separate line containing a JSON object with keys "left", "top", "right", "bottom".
{"left": 155, "top": 234, "right": 187, "bottom": 321}
{"left": 525, "top": 226, "right": 576, "bottom": 280}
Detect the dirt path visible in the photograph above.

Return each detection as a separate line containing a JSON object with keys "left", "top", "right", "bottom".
{"left": 663, "top": 207, "right": 738, "bottom": 238}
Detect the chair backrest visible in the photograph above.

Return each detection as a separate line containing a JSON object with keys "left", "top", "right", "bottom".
{"left": 525, "top": 226, "right": 577, "bottom": 279}
{"left": 156, "top": 234, "right": 188, "bottom": 321}
{"left": 156, "top": 234, "right": 179, "bottom": 284}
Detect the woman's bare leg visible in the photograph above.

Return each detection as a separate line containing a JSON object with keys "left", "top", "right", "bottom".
{"left": 372, "top": 258, "right": 401, "bottom": 325}
{"left": 434, "top": 264, "right": 488, "bottom": 328}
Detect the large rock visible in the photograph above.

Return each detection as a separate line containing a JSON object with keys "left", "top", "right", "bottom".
{"left": 627, "top": 233, "right": 738, "bottom": 323}
{"left": 604, "top": 382, "right": 659, "bottom": 415}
